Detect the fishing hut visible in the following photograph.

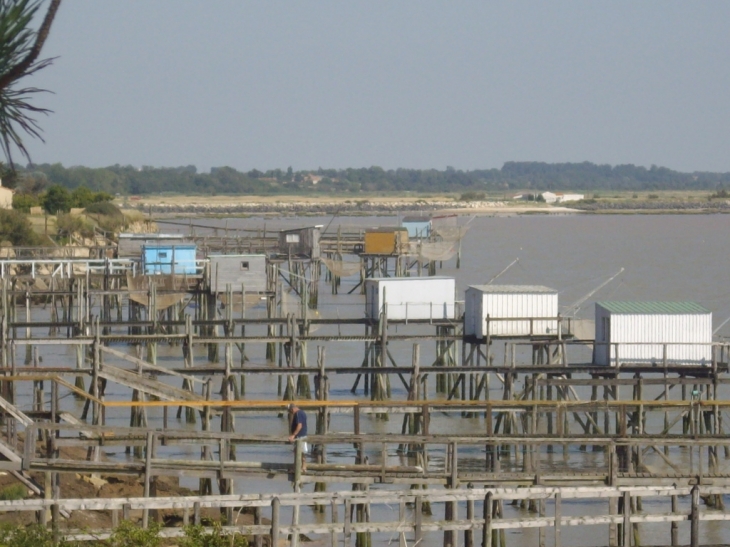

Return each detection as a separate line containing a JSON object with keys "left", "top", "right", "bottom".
{"left": 464, "top": 284, "right": 560, "bottom": 340}
{"left": 594, "top": 301, "right": 713, "bottom": 366}
{"left": 273, "top": 227, "right": 322, "bottom": 307}
{"left": 401, "top": 216, "right": 431, "bottom": 239}
{"left": 360, "top": 227, "right": 410, "bottom": 278}
{"left": 364, "top": 276, "right": 455, "bottom": 320}
{"left": 277, "top": 226, "right": 321, "bottom": 260}
{"left": 208, "top": 254, "right": 268, "bottom": 294}
{"left": 360, "top": 277, "right": 459, "bottom": 404}
{"left": 141, "top": 243, "right": 198, "bottom": 275}
{"left": 461, "top": 283, "right": 564, "bottom": 403}
{"left": 268, "top": 227, "right": 324, "bottom": 375}
{"left": 363, "top": 227, "right": 409, "bottom": 256}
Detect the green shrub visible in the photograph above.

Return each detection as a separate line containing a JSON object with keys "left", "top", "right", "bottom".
{"left": 458, "top": 191, "right": 486, "bottom": 202}
{"left": 42, "top": 185, "right": 72, "bottom": 214}
{"left": 107, "top": 520, "right": 162, "bottom": 547}
{"left": 84, "top": 201, "right": 123, "bottom": 218}
{"left": 0, "top": 483, "right": 26, "bottom": 501}
{"left": 56, "top": 214, "right": 94, "bottom": 238}
{"left": 11, "top": 192, "right": 40, "bottom": 213}
{"left": 180, "top": 522, "right": 248, "bottom": 547}
{"left": 71, "top": 186, "right": 114, "bottom": 208}
{"left": 0, "top": 209, "right": 40, "bottom": 246}
{"left": 0, "top": 523, "right": 79, "bottom": 547}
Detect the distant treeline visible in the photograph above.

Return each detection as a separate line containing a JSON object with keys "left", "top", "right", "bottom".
{"left": 12, "top": 161, "right": 730, "bottom": 195}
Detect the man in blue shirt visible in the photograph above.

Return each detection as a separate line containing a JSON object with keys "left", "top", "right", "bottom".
{"left": 287, "top": 403, "right": 309, "bottom": 471}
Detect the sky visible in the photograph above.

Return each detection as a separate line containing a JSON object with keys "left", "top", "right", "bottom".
{"left": 17, "top": 1, "right": 730, "bottom": 173}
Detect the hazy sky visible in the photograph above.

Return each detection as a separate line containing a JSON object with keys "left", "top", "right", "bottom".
{"left": 19, "top": 1, "right": 730, "bottom": 173}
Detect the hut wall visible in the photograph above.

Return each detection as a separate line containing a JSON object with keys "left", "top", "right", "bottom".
{"left": 278, "top": 227, "right": 321, "bottom": 259}
{"left": 363, "top": 228, "right": 409, "bottom": 255}
{"left": 595, "top": 302, "right": 712, "bottom": 366}
{"left": 209, "top": 254, "right": 267, "bottom": 293}
{"left": 365, "top": 277, "right": 455, "bottom": 320}
{"left": 142, "top": 244, "right": 198, "bottom": 275}
{"left": 465, "top": 285, "right": 559, "bottom": 338}
{"left": 401, "top": 218, "right": 431, "bottom": 239}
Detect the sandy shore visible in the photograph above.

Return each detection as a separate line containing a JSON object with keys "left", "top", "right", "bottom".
{"left": 121, "top": 195, "right": 581, "bottom": 216}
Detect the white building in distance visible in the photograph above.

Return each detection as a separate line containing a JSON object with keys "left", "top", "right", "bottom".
{"left": 0, "top": 179, "right": 12, "bottom": 209}
{"left": 541, "top": 192, "right": 584, "bottom": 204}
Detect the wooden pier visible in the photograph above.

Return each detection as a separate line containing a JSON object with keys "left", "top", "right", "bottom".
{"left": 0, "top": 245, "right": 728, "bottom": 546}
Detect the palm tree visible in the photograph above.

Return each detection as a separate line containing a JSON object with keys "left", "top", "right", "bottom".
{"left": 0, "top": 0, "right": 61, "bottom": 170}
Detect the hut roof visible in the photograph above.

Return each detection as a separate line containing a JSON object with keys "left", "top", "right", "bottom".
{"left": 597, "top": 301, "right": 710, "bottom": 314}
{"left": 470, "top": 284, "right": 556, "bottom": 294}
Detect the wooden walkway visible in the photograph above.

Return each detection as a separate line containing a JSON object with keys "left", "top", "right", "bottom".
{"left": 0, "top": 484, "right": 720, "bottom": 547}
{"left": 0, "top": 256, "right": 729, "bottom": 545}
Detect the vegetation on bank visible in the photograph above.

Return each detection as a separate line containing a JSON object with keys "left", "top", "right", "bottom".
{"left": 0, "top": 181, "right": 142, "bottom": 246}
{"left": 8, "top": 161, "right": 730, "bottom": 197}
{"left": 0, "top": 209, "right": 42, "bottom": 246}
{"left": 12, "top": 184, "right": 113, "bottom": 214}
{"left": 0, "top": 521, "right": 248, "bottom": 547}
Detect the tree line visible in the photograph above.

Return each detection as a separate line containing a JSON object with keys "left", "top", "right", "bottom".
{"left": 9, "top": 161, "right": 730, "bottom": 196}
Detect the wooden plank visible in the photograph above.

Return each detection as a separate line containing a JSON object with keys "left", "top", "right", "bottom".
{"left": 98, "top": 364, "right": 202, "bottom": 402}
{"left": 0, "top": 394, "right": 33, "bottom": 427}
{"left": 100, "top": 345, "right": 201, "bottom": 385}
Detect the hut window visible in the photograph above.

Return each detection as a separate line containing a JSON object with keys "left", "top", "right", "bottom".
{"left": 286, "top": 233, "right": 300, "bottom": 243}
{"left": 240, "top": 261, "right": 250, "bottom": 271}
{"left": 159, "top": 252, "right": 168, "bottom": 259}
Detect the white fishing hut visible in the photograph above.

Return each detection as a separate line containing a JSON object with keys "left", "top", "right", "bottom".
{"left": 365, "top": 277, "right": 455, "bottom": 320}
{"left": 208, "top": 254, "right": 267, "bottom": 294}
{"left": 594, "top": 301, "right": 713, "bottom": 366}
{"left": 464, "top": 285, "right": 559, "bottom": 339}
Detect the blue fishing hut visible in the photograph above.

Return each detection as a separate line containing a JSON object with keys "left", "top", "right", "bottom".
{"left": 401, "top": 216, "right": 431, "bottom": 239}
{"left": 142, "top": 244, "right": 198, "bottom": 275}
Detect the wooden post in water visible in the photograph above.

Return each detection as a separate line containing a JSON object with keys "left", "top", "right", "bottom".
{"left": 690, "top": 485, "right": 699, "bottom": 547}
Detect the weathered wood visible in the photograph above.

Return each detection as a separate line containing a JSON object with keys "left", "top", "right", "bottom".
{"left": 271, "top": 497, "right": 280, "bottom": 546}
{"left": 554, "top": 492, "right": 561, "bottom": 547}
{"left": 671, "top": 494, "right": 678, "bottom": 546}
{"left": 691, "top": 485, "right": 699, "bottom": 547}
{"left": 483, "top": 492, "right": 493, "bottom": 547}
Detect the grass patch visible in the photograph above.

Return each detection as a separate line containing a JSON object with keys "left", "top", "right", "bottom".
{"left": 0, "top": 483, "right": 26, "bottom": 501}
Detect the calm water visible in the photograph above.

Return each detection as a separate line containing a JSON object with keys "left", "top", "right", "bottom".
{"left": 160, "top": 213, "right": 730, "bottom": 321}
{"left": 24, "top": 213, "right": 730, "bottom": 545}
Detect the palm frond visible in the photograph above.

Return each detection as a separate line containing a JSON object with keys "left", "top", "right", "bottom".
{"left": 0, "top": 0, "right": 61, "bottom": 166}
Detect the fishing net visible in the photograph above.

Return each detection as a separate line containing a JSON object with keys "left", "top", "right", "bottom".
{"left": 321, "top": 257, "right": 362, "bottom": 278}
{"left": 432, "top": 224, "right": 471, "bottom": 242}
{"left": 411, "top": 240, "right": 458, "bottom": 262}
{"left": 126, "top": 274, "right": 187, "bottom": 310}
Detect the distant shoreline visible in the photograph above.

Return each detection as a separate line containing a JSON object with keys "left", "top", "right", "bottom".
{"left": 122, "top": 195, "right": 583, "bottom": 217}
{"left": 123, "top": 195, "right": 730, "bottom": 218}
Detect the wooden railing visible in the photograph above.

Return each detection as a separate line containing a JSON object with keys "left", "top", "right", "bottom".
{"left": 0, "top": 484, "right": 719, "bottom": 547}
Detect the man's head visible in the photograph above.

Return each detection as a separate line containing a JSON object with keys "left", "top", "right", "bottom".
{"left": 287, "top": 403, "right": 297, "bottom": 414}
